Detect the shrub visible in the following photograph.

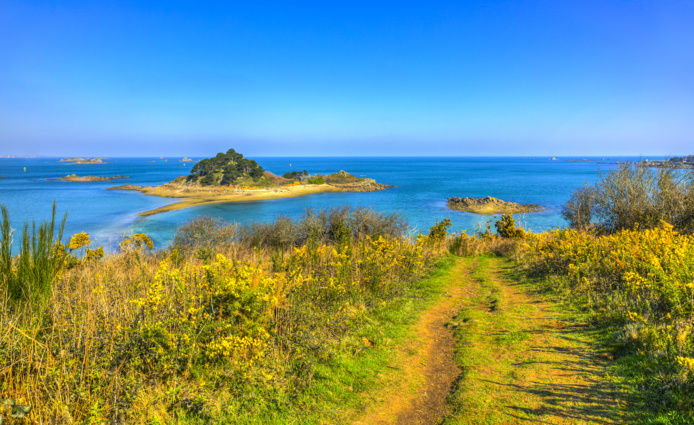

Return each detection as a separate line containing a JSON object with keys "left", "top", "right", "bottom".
{"left": 307, "top": 177, "right": 325, "bottom": 184}
{"left": 238, "top": 206, "right": 407, "bottom": 249}
{"left": 121, "top": 233, "right": 154, "bottom": 251}
{"left": 563, "top": 162, "right": 694, "bottom": 233}
{"left": 0, "top": 206, "right": 436, "bottom": 423}
{"left": 172, "top": 215, "right": 240, "bottom": 255}
{"left": 494, "top": 214, "right": 526, "bottom": 239}
{"left": 426, "top": 218, "right": 451, "bottom": 245}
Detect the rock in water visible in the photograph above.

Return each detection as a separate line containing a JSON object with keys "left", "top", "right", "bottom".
{"left": 447, "top": 196, "right": 544, "bottom": 215}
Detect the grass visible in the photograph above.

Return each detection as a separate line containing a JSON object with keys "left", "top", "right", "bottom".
{"left": 441, "top": 255, "right": 630, "bottom": 424}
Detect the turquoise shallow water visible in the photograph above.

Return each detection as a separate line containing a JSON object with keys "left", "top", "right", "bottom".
{"left": 0, "top": 156, "right": 648, "bottom": 250}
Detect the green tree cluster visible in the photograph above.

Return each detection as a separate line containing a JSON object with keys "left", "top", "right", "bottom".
{"left": 187, "top": 149, "right": 265, "bottom": 186}
{"left": 283, "top": 170, "right": 309, "bottom": 179}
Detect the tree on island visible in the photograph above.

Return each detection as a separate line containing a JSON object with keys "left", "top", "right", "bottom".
{"left": 187, "top": 149, "right": 265, "bottom": 186}
{"left": 283, "top": 170, "right": 309, "bottom": 180}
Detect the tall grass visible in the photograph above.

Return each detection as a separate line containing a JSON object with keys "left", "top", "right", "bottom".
{"left": 0, "top": 201, "right": 67, "bottom": 304}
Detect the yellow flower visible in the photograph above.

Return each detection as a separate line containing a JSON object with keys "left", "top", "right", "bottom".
{"left": 68, "top": 232, "right": 91, "bottom": 250}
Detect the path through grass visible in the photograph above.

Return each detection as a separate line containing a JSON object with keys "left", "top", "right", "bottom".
{"left": 443, "top": 256, "right": 629, "bottom": 424}
{"left": 356, "top": 255, "right": 631, "bottom": 425}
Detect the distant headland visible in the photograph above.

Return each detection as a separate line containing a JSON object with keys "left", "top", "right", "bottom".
{"left": 109, "top": 149, "right": 394, "bottom": 216}
{"left": 447, "top": 196, "right": 544, "bottom": 215}
{"left": 47, "top": 174, "right": 129, "bottom": 182}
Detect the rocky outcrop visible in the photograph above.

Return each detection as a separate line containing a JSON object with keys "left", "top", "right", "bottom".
{"left": 48, "top": 174, "right": 129, "bottom": 182}
{"left": 447, "top": 196, "right": 544, "bottom": 215}
{"left": 331, "top": 181, "right": 395, "bottom": 192}
{"left": 108, "top": 184, "right": 144, "bottom": 191}
{"left": 178, "top": 157, "right": 194, "bottom": 162}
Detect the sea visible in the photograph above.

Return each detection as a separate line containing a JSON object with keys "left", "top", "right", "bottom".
{"left": 0, "top": 156, "right": 650, "bottom": 251}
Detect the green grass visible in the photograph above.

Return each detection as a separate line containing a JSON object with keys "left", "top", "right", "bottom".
{"left": 441, "top": 256, "right": 631, "bottom": 425}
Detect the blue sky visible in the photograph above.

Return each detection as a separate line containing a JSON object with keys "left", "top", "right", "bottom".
{"left": 1, "top": 0, "right": 693, "bottom": 156}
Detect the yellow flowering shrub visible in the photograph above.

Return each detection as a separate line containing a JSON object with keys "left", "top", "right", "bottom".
{"left": 1, "top": 217, "right": 439, "bottom": 422}
{"left": 525, "top": 220, "right": 694, "bottom": 406}
{"left": 68, "top": 232, "right": 91, "bottom": 250}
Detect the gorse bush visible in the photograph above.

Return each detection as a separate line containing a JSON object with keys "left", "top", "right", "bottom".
{"left": 563, "top": 162, "right": 694, "bottom": 233}
{"left": 525, "top": 222, "right": 694, "bottom": 417}
{"left": 0, "top": 206, "right": 437, "bottom": 423}
{"left": 494, "top": 214, "right": 526, "bottom": 239}
{"left": 426, "top": 218, "right": 451, "bottom": 245}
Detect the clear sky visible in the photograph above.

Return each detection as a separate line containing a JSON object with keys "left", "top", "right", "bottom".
{"left": 1, "top": 0, "right": 693, "bottom": 157}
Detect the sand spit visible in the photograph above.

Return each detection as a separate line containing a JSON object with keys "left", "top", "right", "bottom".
{"left": 109, "top": 179, "right": 394, "bottom": 216}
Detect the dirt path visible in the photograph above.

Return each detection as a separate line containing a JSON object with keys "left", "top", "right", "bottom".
{"left": 354, "top": 260, "right": 476, "bottom": 425}
{"left": 354, "top": 256, "right": 627, "bottom": 425}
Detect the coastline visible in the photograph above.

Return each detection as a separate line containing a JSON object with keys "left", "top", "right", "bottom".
{"left": 110, "top": 180, "right": 393, "bottom": 216}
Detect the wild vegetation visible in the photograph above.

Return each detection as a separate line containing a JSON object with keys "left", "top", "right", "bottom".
{"left": 0, "top": 206, "right": 446, "bottom": 423}
{"left": 282, "top": 170, "right": 309, "bottom": 180}
{"left": 186, "top": 148, "right": 265, "bottom": 186}
{"left": 2, "top": 162, "right": 694, "bottom": 423}
{"left": 445, "top": 161, "right": 694, "bottom": 423}
{"left": 562, "top": 162, "right": 694, "bottom": 233}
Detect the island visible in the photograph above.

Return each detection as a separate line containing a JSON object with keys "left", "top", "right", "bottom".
{"left": 59, "top": 157, "right": 107, "bottom": 164}
{"left": 47, "top": 174, "right": 129, "bottom": 182}
{"left": 109, "top": 148, "right": 394, "bottom": 216}
{"left": 447, "top": 196, "right": 544, "bottom": 215}
{"left": 178, "top": 157, "right": 194, "bottom": 162}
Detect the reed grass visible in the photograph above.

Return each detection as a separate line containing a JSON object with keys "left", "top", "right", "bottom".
{"left": 0, "top": 201, "right": 67, "bottom": 305}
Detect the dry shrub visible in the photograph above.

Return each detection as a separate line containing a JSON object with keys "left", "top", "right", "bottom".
{"left": 238, "top": 206, "right": 407, "bottom": 249}
{"left": 563, "top": 162, "right": 694, "bottom": 233}
{"left": 448, "top": 232, "right": 522, "bottom": 258}
{"left": 172, "top": 215, "right": 240, "bottom": 259}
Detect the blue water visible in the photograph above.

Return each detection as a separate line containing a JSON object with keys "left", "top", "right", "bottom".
{"left": 0, "top": 156, "right": 649, "bottom": 250}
